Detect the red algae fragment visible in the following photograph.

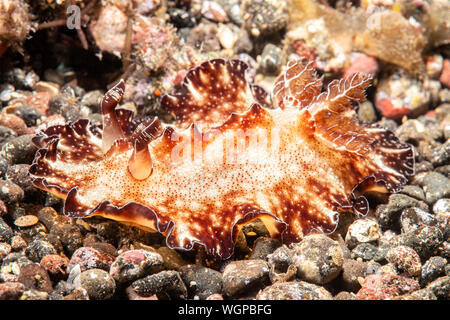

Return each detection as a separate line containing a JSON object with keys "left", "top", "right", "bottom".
{"left": 29, "top": 59, "right": 414, "bottom": 259}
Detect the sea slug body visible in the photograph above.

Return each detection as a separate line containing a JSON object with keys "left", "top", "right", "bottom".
{"left": 29, "top": 59, "right": 414, "bottom": 259}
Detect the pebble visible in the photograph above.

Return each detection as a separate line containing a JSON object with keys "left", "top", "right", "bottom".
{"left": 201, "top": 1, "right": 229, "bottom": 22}
{"left": 10, "top": 235, "right": 27, "bottom": 251}
{"left": 17, "top": 263, "right": 53, "bottom": 293}
{"left": 14, "top": 215, "right": 39, "bottom": 228}
{"left": 393, "top": 288, "right": 437, "bottom": 300}
{"left": 131, "top": 270, "right": 187, "bottom": 299}
{"left": 355, "top": 274, "right": 420, "bottom": 300}
{"left": 0, "top": 134, "right": 38, "bottom": 165}
{"left": 0, "top": 156, "right": 10, "bottom": 177}
{"left": 217, "top": 24, "right": 238, "bottom": 50}
{"left": 426, "top": 276, "right": 450, "bottom": 299}
{"left": 399, "top": 185, "right": 426, "bottom": 202}
{"left": 11, "top": 105, "right": 41, "bottom": 127}
{"left": 266, "top": 245, "right": 296, "bottom": 283}
{"left": 440, "top": 59, "right": 450, "bottom": 88}
{"left": 375, "top": 72, "right": 432, "bottom": 119}
{"left": 433, "top": 199, "right": 450, "bottom": 218}
{"left": 0, "top": 114, "right": 28, "bottom": 135}
{"left": 419, "top": 171, "right": 450, "bottom": 204}
{"left": 222, "top": 259, "right": 270, "bottom": 297}
{"left": 40, "top": 254, "right": 69, "bottom": 281}
{"left": 343, "top": 54, "right": 379, "bottom": 79}
{"left": 50, "top": 223, "right": 84, "bottom": 255}
{"left": 169, "top": 8, "right": 196, "bottom": 28}
{"left": 260, "top": 43, "right": 283, "bottom": 75}
{"left": 345, "top": 219, "right": 381, "bottom": 249}
{"left": 156, "top": 246, "right": 189, "bottom": 270}
{"left": 425, "top": 54, "right": 444, "bottom": 79}
{"left": 0, "top": 242, "right": 11, "bottom": 259}
{"left": 36, "top": 206, "right": 65, "bottom": 231}
{"left": 0, "top": 217, "right": 13, "bottom": 242}
{"left": 421, "top": 256, "right": 447, "bottom": 284}
{"left": 375, "top": 194, "right": 429, "bottom": 230}
{"left": 391, "top": 226, "right": 443, "bottom": 260}
{"left": 25, "top": 240, "right": 57, "bottom": 263}
{"left": 291, "top": 234, "right": 344, "bottom": 284}
{"left": 257, "top": 281, "right": 332, "bottom": 300}
{"left": 109, "top": 249, "right": 164, "bottom": 284}
{"left": 248, "top": 237, "right": 281, "bottom": 260}
{"left": 206, "top": 293, "right": 224, "bottom": 300}
{"left": 400, "top": 207, "right": 437, "bottom": 234}
{"left": 242, "top": 0, "right": 288, "bottom": 37}
{"left": 80, "top": 90, "right": 103, "bottom": 113}
{"left": 0, "top": 179, "right": 24, "bottom": 204}
{"left": 357, "top": 101, "right": 378, "bottom": 123}
{"left": 19, "top": 289, "right": 49, "bottom": 300}
{"left": 0, "top": 282, "right": 26, "bottom": 300}
{"left": 67, "top": 247, "right": 115, "bottom": 273}
{"left": 334, "top": 291, "right": 356, "bottom": 300}
{"left": 386, "top": 245, "right": 422, "bottom": 276}
{"left": 73, "top": 269, "right": 116, "bottom": 300}
{"left": 341, "top": 259, "right": 368, "bottom": 292}
{"left": 179, "top": 265, "right": 222, "bottom": 299}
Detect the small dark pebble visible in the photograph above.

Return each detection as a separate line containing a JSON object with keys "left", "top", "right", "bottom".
{"left": 0, "top": 134, "right": 38, "bottom": 165}
{"left": 50, "top": 223, "right": 84, "bottom": 255}
{"left": 156, "top": 246, "right": 189, "bottom": 270}
{"left": 399, "top": 185, "right": 426, "bottom": 201}
{"left": 12, "top": 105, "right": 41, "bottom": 127}
{"left": 242, "top": 0, "right": 288, "bottom": 37}
{"left": 375, "top": 194, "right": 429, "bottom": 230}
{"left": 36, "top": 206, "right": 67, "bottom": 230}
{"left": 0, "top": 179, "right": 24, "bottom": 205}
{"left": 0, "top": 126, "right": 17, "bottom": 146}
{"left": 222, "top": 259, "right": 270, "bottom": 297}
{"left": 73, "top": 269, "right": 115, "bottom": 300}
{"left": 131, "top": 270, "right": 187, "bottom": 300}
{"left": 25, "top": 239, "right": 57, "bottom": 263}
{"left": 248, "top": 237, "right": 281, "bottom": 260}
{"left": 391, "top": 226, "right": 444, "bottom": 260}
{"left": 256, "top": 281, "right": 333, "bottom": 300}
{"left": 341, "top": 259, "right": 368, "bottom": 292}
{"left": 0, "top": 156, "right": 9, "bottom": 177}
{"left": 17, "top": 263, "right": 53, "bottom": 293}
{"left": 0, "top": 217, "right": 13, "bottom": 242}
{"left": 260, "top": 43, "right": 283, "bottom": 75}
{"left": 426, "top": 276, "right": 450, "bottom": 299}
{"left": 68, "top": 247, "right": 115, "bottom": 273}
{"left": 421, "top": 256, "right": 447, "bottom": 285}
{"left": 109, "top": 249, "right": 164, "bottom": 284}
{"left": 180, "top": 264, "right": 222, "bottom": 299}
{"left": 80, "top": 90, "right": 104, "bottom": 113}
{"left": 169, "top": 8, "right": 197, "bottom": 28}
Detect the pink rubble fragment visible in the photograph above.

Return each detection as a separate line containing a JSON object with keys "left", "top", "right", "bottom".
{"left": 343, "top": 54, "right": 379, "bottom": 79}
{"left": 356, "top": 274, "right": 420, "bottom": 300}
{"left": 440, "top": 59, "right": 450, "bottom": 88}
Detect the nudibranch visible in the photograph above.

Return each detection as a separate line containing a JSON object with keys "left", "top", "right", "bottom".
{"left": 29, "top": 59, "right": 414, "bottom": 259}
